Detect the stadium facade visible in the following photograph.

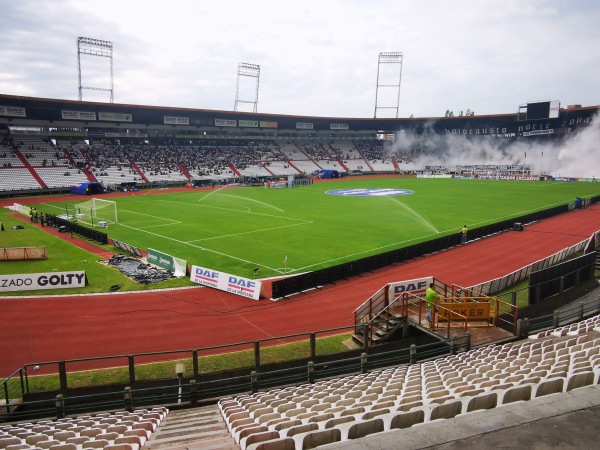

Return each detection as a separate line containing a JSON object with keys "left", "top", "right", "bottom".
{"left": 0, "top": 93, "right": 597, "bottom": 138}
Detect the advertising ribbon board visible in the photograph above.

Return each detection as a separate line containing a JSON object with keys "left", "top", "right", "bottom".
{"left": 438, "top": 301, "right": 491, "bottom": 322}
{"left": 190, "top": 265, "right": 262, "bottom": 300}
{"left": 147, "top": 248, "right": 187, "bottom": 277}
{"left": 388, "top": 276, "right": 434, "bottom": 302}
{"left": 99, "top": 112, "right": 133, "bottom": 122}
{"left": 0, "top": 271, "right": 86, "bottom": 293}
{"left": 61, "top": 110, "right": 97, "bottom": 121}
{"left": 0, "top": 106, "right": 26, "bottom": 117}
{"left": 164, "top": 116, "right": 189, "bottom": 125}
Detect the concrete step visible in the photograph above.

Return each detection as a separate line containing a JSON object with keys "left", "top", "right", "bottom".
{"left": 145, "top": 405, "right": 237, "bottom": 450}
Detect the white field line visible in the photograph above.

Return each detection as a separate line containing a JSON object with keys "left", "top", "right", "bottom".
{"left": 40, "top": 203, "right": 68, "bottom": 211}
{"left": 136, "top": 222, "right": 183, "bottom": 229}
{"left": 197, "top": 185, "right": 228, "bottom": 202}
{"left": 187, "top": 221, "right": 313, "bottom": 243}
{"left": 154, "top": 198, "right": 310, "bottom": 223}
{"left": 215, "top": 193, "right": 285, "bottom": 212}
{"left": 117, "top": 221, "right": 283, "bottom": 273}
{"left": 289, "top": 200, "right": 581, "bottom": 273}
{"left": 119, "top": 209, "right": 181, "bottom": 229}
{"left": 292, "top": 230, "right": 447, "bottom": 273}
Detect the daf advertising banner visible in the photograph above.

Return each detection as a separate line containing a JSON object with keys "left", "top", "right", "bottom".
{"left": 215, "top": 119, "right": 237, "bottom": 127}
{"left": 164, "top": 116, "right": 189, "bottom": 125}
{"left": 0, "top": 106, "right": 26, "bottom": 117}
{"left": 61, "top": 110, "right": 97, "bottom": 121}
{"left": 0, "top": 271, "right": 86, "bottom": 293}
{"left": 190, "top": 265, "right": 262, "bottom": 300}
{"left": 388, "top": 276, "right": 434, "bottom": 301}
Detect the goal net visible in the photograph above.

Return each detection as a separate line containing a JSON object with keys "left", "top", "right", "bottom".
{"left": 74, "top": 198, "right": 118, "bottom": 226}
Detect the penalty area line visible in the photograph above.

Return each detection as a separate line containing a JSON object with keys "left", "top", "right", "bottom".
{"left": 117, "top": 222, "right": 282, "bottom": 273}
{"left": 187, "top": 221, "right": 313, "bottom": 243}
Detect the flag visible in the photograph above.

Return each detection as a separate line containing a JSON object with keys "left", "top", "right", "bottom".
{"left": 284, "top": 254, "right": 288, "bottom": 265}
{"left": 524, "top": 151, "right": 526, "bottom": 159}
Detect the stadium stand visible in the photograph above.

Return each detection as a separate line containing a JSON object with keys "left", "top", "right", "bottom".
{"left": 0, "top": 407, "right": 167, "bottom": 450}
{"left": 0, "top": 135, "right": 399, "bottom": 194}
{"left": 216, "top": 315, "right": 600, "bottom": 449}
{"left": 0, "top": 167, "right": 40, "bottom": 191}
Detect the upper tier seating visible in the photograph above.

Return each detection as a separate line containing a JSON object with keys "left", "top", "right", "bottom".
{"left": 0, "top": 135, "right": 399, "bottom": 192}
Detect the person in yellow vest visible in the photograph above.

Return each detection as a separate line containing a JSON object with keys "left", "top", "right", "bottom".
{"left": 461, "top": 225, "right": 468, "bottom": 244}
{"left": 426, "top": 283, "right": 438, "bottom": 323}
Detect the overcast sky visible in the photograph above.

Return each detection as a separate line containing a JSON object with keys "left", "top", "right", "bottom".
{"left": 1, "top": 0, "right": 599, "bottom": 119}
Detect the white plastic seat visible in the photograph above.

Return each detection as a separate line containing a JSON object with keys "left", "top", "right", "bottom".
{"left": 465, "top": 392, "right": 498, "bottom": 413}
{"left": 272, "top": 420, "right": 301, "bottom": 432}
{"left": 114, "top": 435, "right": 143, "bottom": 450}
{"left": 235, "top": 425, "right": 269, "bottom": 445}
{"left": 383, "top": 409, "right": 425, "bottom": 431}
{"left": 500, "top": 385, "right": 532, "bottom": 405}
{"left": 282, "top": 423, "right": 317, "bottom": 438}
{"left": 292, "top": 428, "right": 341, "bottom": 449}
{"left": 429, "top": 400, "right": 463, "bottom": 421}
{"left": 241, "top": 430, "right": 280, "bottom": 450}
{"left": 245, "top": 436, "right": 295, "bottom": 450}
{"left": 336, "top": 417, "right": 384, "bottom": 440}
{"left": 566, "top": 371, "right": 595, "bottom": 391}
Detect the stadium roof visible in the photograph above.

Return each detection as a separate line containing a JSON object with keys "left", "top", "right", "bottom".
{"left": 0, "top": 93, "right": 597, "bottom": 136}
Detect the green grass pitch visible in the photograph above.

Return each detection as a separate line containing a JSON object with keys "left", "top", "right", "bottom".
{"left": 37, "top": 177, "right": 600, "bottom": 280}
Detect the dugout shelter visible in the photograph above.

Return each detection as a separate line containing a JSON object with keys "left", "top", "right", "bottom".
{"left": 69, "top": 181, "right": 105, "bottom": 196}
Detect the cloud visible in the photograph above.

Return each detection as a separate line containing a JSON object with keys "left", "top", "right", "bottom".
{"left": 0, "top": 0, "right": 599, "bottom": 117}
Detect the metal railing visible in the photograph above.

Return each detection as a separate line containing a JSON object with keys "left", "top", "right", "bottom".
{"left": 521, "top": 295, "right": 600, "bottom": 336}
{"left": 449, "top": 284, "right": 519, "bottom": 334}
{"left": 1, "top": 333, "right": 471, "bottom": 422}
{"left": 1, "top": 368, "right": 24, "bottom": 414}
{"left": 401, "top": 291, "right": 469, "bottom": 339}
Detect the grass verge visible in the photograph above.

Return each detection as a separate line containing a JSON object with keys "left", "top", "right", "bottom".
{"left": 26, "top": 333, "right": 353, "bottom": 392}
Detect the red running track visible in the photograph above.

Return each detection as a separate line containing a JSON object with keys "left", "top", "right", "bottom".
{"left": 1, "top": 204, "right": 599, "bottom": 376}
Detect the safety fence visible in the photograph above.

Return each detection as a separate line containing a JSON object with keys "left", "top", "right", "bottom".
{"left": 2, "top": 292, "right": 599, "bottom": 421}
{"left": 46, "top": 214, "right": 108, "bottom": 245}
{"left": 1, "top": 330, "right": 469, "bottom": 422}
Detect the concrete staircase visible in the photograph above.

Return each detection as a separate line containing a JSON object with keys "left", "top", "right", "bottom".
{"left": 145, "top": 405, "right": 238, "bottom": 450}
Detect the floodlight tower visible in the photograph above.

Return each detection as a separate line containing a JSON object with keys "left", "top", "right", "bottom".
{"left": 234, "top": 62, "right": 260, "bottom": 112}
{"left": 374, "top": 52, "right": 403, "bottom": 118}
{"left": 77, "top": 37, "right": 114, "bottom": 102}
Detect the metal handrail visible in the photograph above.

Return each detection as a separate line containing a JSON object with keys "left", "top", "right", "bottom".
{"left": 401, "top": 291, "right": 468, "bottom": 338}
{"left": 451, "top": 284, "right": 519, "bottom": 334}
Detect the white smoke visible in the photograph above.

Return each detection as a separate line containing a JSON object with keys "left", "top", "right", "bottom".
{"left": 555, "top": 115, "right": 600, "bottom": 178}
{"left": 387, "top": 114, "right": 600, "bottom": 178}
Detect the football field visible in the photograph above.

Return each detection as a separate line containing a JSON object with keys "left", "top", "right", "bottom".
{"left": 39, "top": 177, "right": 600, "bottom": 279}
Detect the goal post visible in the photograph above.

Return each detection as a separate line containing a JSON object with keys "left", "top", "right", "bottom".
{"left": 74, "top": 198, "right": 118, "bottom": 226}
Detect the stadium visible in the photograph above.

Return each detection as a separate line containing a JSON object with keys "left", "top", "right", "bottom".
{"left": 1, "top": 70, "right": 600, "bottom": 448}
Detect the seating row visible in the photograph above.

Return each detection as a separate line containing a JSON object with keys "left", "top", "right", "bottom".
{"left": 529, "top": 313, "right": 600, "bottom": 339}
{"left": 0, "top": 407, "right": 167, "bottom": 450}
{"left": 218, "top": 316, "right": 600, "bottom": 449}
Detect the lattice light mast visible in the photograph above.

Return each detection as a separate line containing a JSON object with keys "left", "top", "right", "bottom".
{"left": 374, "top": 52, "right": 403, "bottom": 118}
{"left": 77, "top": 37, "right": 114, "bottom": 102}
{"left": 234, "top": 63, "right": 260, "bottom": 112}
